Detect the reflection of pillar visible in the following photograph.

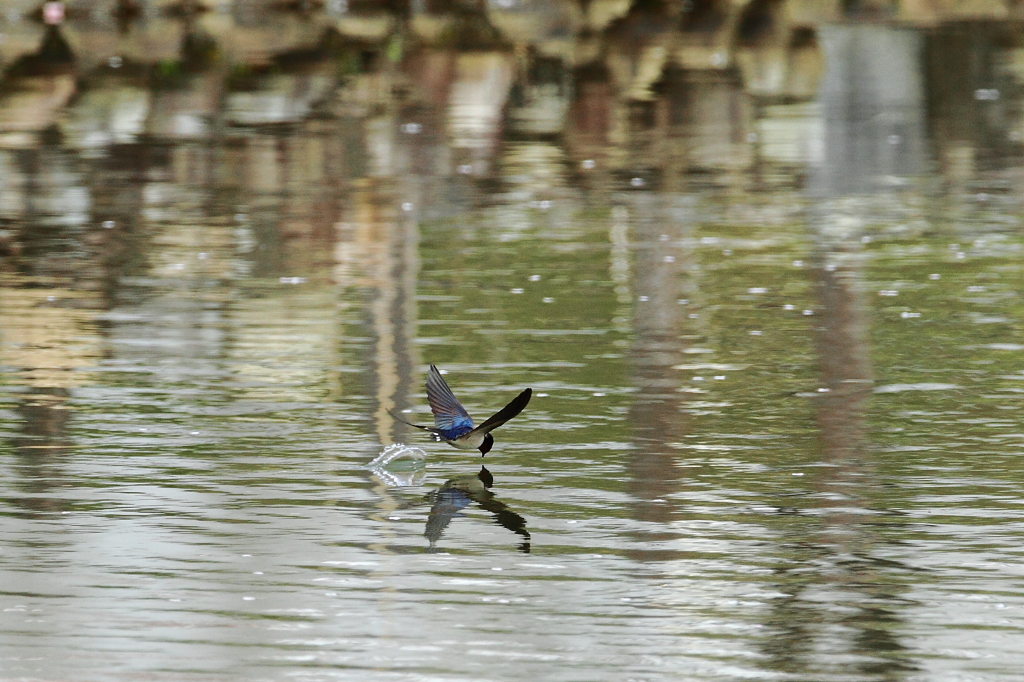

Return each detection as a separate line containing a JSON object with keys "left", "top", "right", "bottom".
{"left": 247, "top": 132, "right": 286, "bottom": 278}
{"left": 813, "top": 263, "right": 871, "bottom": 469}
{"left": 925, "top": 23, "right": 1019, "bottom": 183}
{"left": 566, "top": 61, "right": 615, "bottom": 191}
{"left": 11, "top": 388, "right": 72, "bottom": 516}
{"left": 447, "top": 52, "right": 514, "bottom": 175}
{"left": 622, "top": 194, "right": 690, "bottom": 530}
{"left": 343, "top": 180, "right": 420, "bottom": 446}
{"left": 811, "top": 26, "right": 925, "bottom": 196}
{"left": 88, "top": 144, "right": 149, "bottom": 309}
{"left": 751, "top": 24, "right": 917, "bottom": 677}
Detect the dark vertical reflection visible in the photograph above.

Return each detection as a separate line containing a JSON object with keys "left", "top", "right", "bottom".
{"left": 9, "top": 387, "right": 72, "bottom": 516}
{"left": 758, "top": 24, "right": 919, "bottom": 680}
{"left": 926, "top": 22, "right": 1022, "bottom": 181}
{"left": 622, "top": 191, "right": 690, "bottom": 548}
{"left": 88, "top": 144, "right": 150, "bottom": 312}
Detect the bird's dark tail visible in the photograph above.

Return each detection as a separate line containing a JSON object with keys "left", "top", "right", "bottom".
{"left": 387, "top": 409, "right": 438, "bottom": 435}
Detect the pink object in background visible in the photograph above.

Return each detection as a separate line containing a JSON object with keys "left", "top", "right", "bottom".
{"left": 43, "top": 1, "right": 65, "bottom": 24}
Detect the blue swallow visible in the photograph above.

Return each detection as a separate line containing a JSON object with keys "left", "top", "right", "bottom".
{"left": 390, "top": 365, "right": 532, "bottom": 455}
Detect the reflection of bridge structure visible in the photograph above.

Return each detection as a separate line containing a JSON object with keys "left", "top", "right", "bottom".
{"left": 0, "top": 0, "right": 1022, "bottom": 185}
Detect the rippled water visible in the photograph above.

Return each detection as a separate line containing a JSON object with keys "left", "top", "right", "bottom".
{"left": 3, "top": 171, "right": 1024, "bottom": 680}
{"left": 3, "top": 19, "right": 1024, "bottom": 680}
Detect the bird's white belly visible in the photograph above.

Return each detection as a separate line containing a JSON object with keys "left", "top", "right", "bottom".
{"left": 449, "top": 432, "right": 484, "bottom": 449}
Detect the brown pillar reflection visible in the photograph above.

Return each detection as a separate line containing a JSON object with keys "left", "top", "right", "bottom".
{"left": 10, "top": 388, "right": 73, "bottom": 516}
{"left": 87, "top": 144, "right": 150, "bottom": 311}
{"left": 813, "top": 258, "right": 872, "bottom": 503}
{"left": 757, "top": 23, "right": 921, "bottom": 679}
{"left": 621, "top": 194, "right": 690, "bottom": 543}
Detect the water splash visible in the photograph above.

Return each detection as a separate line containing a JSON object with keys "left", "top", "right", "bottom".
{"left": 367, "top": 443, "right": 428, "bottom": 487}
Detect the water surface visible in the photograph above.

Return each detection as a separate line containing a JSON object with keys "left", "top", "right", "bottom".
{"left": 3, "top": 14, "right": 1024, "bottom": 682}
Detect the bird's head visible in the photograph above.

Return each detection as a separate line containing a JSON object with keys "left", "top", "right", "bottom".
{"left": 478, "top": 433, "right": 493, "bottom": 456}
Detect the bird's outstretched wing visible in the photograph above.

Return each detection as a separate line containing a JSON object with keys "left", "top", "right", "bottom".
{"left": 426, "top": 365, "right": 474, "bottom": 432}
{"left": 465, "top": 388, "right": 532, "bottom": 438}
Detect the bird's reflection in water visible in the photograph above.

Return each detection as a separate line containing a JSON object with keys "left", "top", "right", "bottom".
{"left": 424, "top": 466, "right": 530, "bottom": 553}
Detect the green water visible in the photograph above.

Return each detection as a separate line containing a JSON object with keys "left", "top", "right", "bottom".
{"left": 3, "top": 163, "right": 1024, "bottom": 679}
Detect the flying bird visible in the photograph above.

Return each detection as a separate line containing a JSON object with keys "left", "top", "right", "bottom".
{"left": 390, "top": 365, "right": 531, "bottom": 456}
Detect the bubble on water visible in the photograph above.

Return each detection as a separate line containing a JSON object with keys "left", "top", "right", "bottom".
{"left": 102, "top": 220, "right": 115, "bottom": 229}
{"left": 592, "top": 392, "right": 605, "bottom": 397}
{"left": 243, "top": 596, "right": 255, "bottom": 601}
{"left": 108, "top": 56, "right": 122, "bottom": 69}
{"left": 542, "top": 297, "right": 554, "bottom": 303}
{"left": 630, "top": 177, "right": 645, "bottom": 187}
{"left": 692, "top": 376, "right": 704, "bottom": 381}
{"left": 783, "top": 304, "right": 795, "bottom": 311}
{"left": 401, "top": 122, "right": 422, "bottom": 134}
{"left": 747, "top": 287, "right": 767, "bottom": 294}
{"left": 861, "top": 235, "right": 872, "bottom": 243}
{"left": 722, "top": 249, "right": 733, "bottom": 256}
{"left": 581, "top": 159, "right": 595, "bottom": 170}
{"left": 539, "top": 200, "right": 552, "bottom": 210}
{"left": 879, "top": 290, "right": 898, "bottom": 296}
{"left": 929, "top": 273, "right": 940, "bottom": 280}
{"left": 401, "top": 202, "right": 414, "bottom": 211}
{"left": 279, "top": 277, "right": 307, "bottom": 284}
{"left": 792, "top": 260, "right": 804, "bottom": 267}
{"left": 749, "top": 330, "right": 762, "bottom": 336}
{"left": 714, "top": 375, "right": 725, "bottom": 380}
{"left": 802, "top": 309, "right": 814, "bottom": 316}
{"left": 967, "top": 286, "right": 986, "bottom": 292}
{"left": 638, "top": 295, "right": 649, "bottom": 302}
{"left": 664, "top": 255, "right": 675, "bottom": 263}
{"left": 197, "top": 252, "right": 208, "bottom": 260}
{"left": 956, "top": 252, "right": 966, "bottom": 259}
{"left": 901, "top": 311, "right": 921, "bottom": 319}
{"left": 529, "top": 274, "right": 541, "bottom": 281}
{"left": 46, "top": 295, "right": 56, "bottom": 302}
{"left": 458, "top": 164, "right": 474, "bottom": 174}
{"left": 510, "top": 288, "right": 524, "bottom": 294}
{"left": 677, "top": 299, "right": 689, "bottom": 305}
{"left": 536, "top": 393, "right": 549, "bottom": 397}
